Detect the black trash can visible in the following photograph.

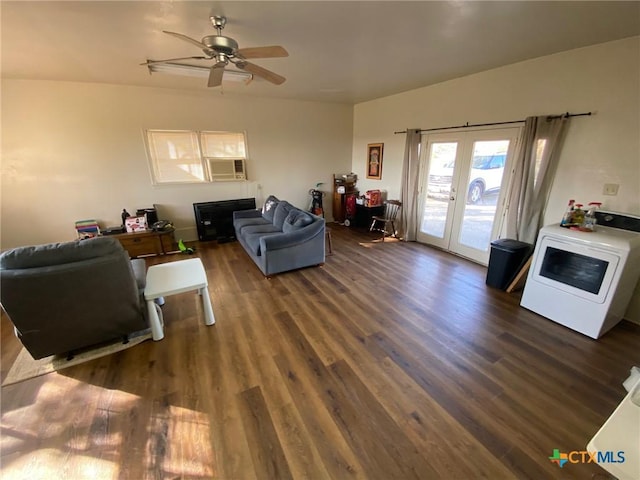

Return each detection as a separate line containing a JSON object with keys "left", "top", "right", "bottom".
{"left": 486, "top": 239, "right": 533, "bottom": 290}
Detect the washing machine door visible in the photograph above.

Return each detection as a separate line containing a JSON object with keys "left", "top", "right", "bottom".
{"left": 531, "top": 235, "right": 620, "bottom": 304}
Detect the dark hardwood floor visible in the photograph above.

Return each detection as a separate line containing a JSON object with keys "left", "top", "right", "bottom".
{"left": 2, "top": 224, "right": 639, "bottom": 479}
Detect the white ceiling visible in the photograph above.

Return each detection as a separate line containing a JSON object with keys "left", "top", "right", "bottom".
{"left": 2, "top": 1, "right": 639, "bottom": 104}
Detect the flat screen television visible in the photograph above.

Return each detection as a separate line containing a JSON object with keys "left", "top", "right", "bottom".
{"left": 193, "top": 198, "right": 256, "bottom": 242}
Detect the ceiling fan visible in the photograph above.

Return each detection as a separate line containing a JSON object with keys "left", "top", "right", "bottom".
{"left": 142, "top": 16, "right": 288, "bottom": 87}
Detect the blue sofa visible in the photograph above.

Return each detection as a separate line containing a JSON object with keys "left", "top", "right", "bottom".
{"left": 233, "top": 195, "right": 325, "bottom": 276}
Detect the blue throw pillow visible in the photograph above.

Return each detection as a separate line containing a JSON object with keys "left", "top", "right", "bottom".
{"left": 262, "top": 195, "right": 280, "bottom": 222}
{"left": 282, "top": 210, "right": 313, "bottom": 233}
{"left": 273, "top": 201, "right": 293, "bottom": 229}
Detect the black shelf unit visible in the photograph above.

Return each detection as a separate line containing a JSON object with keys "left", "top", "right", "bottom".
{"left": 193, "top": 198, "right": 256, "bottom": 242}
{"left": 353, "top": 204, "right": 385, "bottom": 229}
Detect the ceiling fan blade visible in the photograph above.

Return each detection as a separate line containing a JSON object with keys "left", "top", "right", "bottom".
{"left": 163, "top": 31, "right": 209, "bottom": 50}
{"left": 236, "top": 61, "right": 286, "bottom": 85}
{"left": 236, "top": 46, "right": 289, "bottom": 59}
{"left": 208, "top": 64, "right": 225, "bottom": 87}
{"left": 141, "top": 56, "right": 208, "bottom": 66}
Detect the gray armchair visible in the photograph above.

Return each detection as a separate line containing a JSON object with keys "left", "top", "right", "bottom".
{"left": 0, "top": 237, "right": 151, "bottom": 359}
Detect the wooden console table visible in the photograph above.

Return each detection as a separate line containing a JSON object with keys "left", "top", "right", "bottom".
{"left": 110, "top": 228, "right": 176, "bottom": 258}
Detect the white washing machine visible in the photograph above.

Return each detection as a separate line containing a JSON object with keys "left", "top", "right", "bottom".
{"left": 520, "top": 211, "right": 640, "bottom": 339}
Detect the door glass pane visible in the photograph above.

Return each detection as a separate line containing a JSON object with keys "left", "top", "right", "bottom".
{"left": 458, "top": 140, "right": 509, "bottom": 251}
{"left": 421, "top": 142, "right": 457, "bottom": 238}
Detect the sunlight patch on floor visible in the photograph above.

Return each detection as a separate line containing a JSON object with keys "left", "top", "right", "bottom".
{"left": 359, "top": 237, "right": 401, "bottom": 247}
{"left": 147, "top": 404, "right": 216, "bottom": 478}
{"left": 1, "top": 375, "right": 215, "bottom": 479}
{"left": 1, "top": 448, "right": 119, "bottom": 480}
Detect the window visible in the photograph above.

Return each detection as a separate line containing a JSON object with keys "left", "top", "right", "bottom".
{"left": 145, "top": 130, "right": 247, "bottom": 184}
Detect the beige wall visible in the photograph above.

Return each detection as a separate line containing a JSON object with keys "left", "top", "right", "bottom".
{"left": 352, "top": 36, "right": 640, "bottom": 323}
{"left": 3, "top": 38, "right": 639, "bottom": 322}
{"left": 1, "top": 80, "right": 353, "bottom": 247}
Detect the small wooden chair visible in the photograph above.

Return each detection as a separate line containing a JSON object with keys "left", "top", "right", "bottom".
{"left": 370, "top": 200, "right": 402, "bottom": 241}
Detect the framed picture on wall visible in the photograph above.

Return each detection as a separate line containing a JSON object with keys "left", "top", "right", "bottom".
{"left": 366, "top": 143, "right": 383, "bottom": 180}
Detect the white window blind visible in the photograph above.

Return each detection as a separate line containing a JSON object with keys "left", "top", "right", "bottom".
{"left": 201, "top": 132, "right": 246, "bottom": 158}
{"left": 145, "top": 130, "right": 247, "bottom": 184}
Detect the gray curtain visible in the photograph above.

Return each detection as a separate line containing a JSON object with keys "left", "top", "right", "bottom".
{"left": 506, "top": 115, "right": 568, "bottom": 244}
{"left": 400, "top": 129, "right": 421, "bottom": 241}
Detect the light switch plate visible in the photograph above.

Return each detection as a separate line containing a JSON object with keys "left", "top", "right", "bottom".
{"left": 603, "top": 183, "right": 619, "bottom": 196}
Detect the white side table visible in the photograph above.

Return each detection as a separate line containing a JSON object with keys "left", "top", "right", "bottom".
{"left": 587, "top": 375, "right": 640, "bottom": 480}
{"left": 144, "top": 258, "right": 215, "bottom": 340}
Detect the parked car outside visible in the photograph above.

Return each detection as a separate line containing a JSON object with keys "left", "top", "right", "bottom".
{"left": 426, "top": 160, "right": 455, "bottom": 200}
{"left": 467, "top": 154, "right": 505, "bottom": 203}
{"left": 427, "top": 154, "right": 505, "bottom": 204}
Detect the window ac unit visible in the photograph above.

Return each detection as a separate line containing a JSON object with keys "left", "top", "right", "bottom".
{"left": 208, "top": 159, "right": 246, "bottom": 181}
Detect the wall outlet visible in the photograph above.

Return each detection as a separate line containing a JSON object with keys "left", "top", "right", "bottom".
{"left": 603, "top": 183, "right": 619, "bottom": 196}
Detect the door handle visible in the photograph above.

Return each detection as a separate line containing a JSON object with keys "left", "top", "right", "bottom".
{"left": 450, "top": 196, "right": 455, "bottom": 201}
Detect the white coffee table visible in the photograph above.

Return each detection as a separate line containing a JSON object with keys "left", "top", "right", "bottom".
{"left": 144, "top": 258, "right": 215, "bottom": 340}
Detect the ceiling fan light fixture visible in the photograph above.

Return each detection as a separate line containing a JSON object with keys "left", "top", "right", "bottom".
{"left": 214, "top": 53, "right": 228, "bottom": 66}
{"left": 147, "top": 62, "right": 252, "bottom": 83}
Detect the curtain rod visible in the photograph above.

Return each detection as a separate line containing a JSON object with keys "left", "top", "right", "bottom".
{"left": 394, "top": 111, "right": 592, "bottom": 134}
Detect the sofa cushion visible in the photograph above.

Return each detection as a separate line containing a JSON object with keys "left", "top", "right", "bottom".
{"left": 282, "top": 210, "right": 314, "bottom": 233}
{"left": 241, "top": 224, "right": 282, "bottom": 235}
{"left": 243, "top": 233, "right": 262, "bottom": 256}
{"left": 243, "top": 232, "right": 281, "bottom": 256}
{"left": 273, "top": 201, "right": 295, "bottom": 230}
{"left": 235, "top": 217, "right": 271, "bottom": 231}
{"left": 0, "top": 237, "right": 124, "bottom": 270}
{"left": 261, "top": 195, "right": 280, "bottom": 222}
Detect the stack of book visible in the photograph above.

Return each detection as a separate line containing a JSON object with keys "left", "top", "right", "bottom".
{"left": 75, "top": 219, "right": 101, "bottom": 239}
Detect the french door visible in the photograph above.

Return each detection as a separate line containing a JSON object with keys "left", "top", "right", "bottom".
{"left": 416, "top": 128, "right": 519, "bottom": 265}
